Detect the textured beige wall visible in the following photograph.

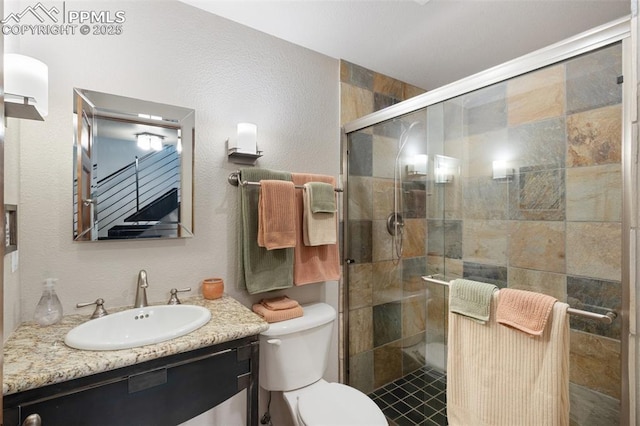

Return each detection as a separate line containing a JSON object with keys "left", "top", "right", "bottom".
{"left": 11, "top": 0, "right": 339, "bottom": 321}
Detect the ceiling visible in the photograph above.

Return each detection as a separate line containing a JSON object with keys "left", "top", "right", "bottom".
{"left": 179, "top": 0, "right": 630, "bottom": 91}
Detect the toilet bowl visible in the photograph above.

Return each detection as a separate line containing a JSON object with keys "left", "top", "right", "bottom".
{"left": 259, "top": 302, "right": 387, "bottom": 426}
{"left": 282, "top": 379, "right": 387, "bottom": 426}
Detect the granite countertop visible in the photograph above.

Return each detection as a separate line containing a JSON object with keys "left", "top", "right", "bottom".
{"left": 3, "top": 295, "right": 268, "bottom": 396}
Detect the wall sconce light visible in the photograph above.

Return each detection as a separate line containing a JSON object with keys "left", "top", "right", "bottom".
{"left": 236, "top": 122, "right": 257, "bottom": 154}
{"left": 137, "top": 133, "right": 164, "bottom": 151}
{"left": 434, "top": 155, "right": 459, "bottom": 184}
{"left": 492, "top": 160, "right": 514, "bottom": 180}
{"left": 4, "top": 54, "right": 48, "bottom": 121}
{"left": 228, "top": 122, "right": 263, "bottom": 164}
{"left": 407, "top": 154, "right": 428, "bottom": 176}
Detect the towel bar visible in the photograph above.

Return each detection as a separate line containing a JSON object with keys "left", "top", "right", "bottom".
{"left": 228, "top": 171, "right": 343, "bottom": 192}
{"left": 421, "top": 275, "right": 617, "bottom": 325}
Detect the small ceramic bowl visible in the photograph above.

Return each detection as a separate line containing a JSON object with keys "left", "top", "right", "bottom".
{"left": 201, "top": 278, "right": 224, "bottom": 300}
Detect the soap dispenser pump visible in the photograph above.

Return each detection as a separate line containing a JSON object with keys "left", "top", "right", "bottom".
{"left": 34, "top": 278, "right": 63, "bottom": 326}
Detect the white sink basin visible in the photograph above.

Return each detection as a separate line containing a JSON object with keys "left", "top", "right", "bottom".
{"left": 64, "top": 305, "right": 211, "bottom": 351}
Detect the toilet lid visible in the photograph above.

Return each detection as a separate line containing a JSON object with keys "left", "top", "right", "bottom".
{"left": 297, "top": 383, "right": 387, "bottom": 425}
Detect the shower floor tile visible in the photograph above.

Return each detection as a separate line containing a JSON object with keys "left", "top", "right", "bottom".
{"left": 369, "top": 367, "right": 448, "bottom": 426}
{"left": 369, "top": 367, "right": 620, "bottom": 425}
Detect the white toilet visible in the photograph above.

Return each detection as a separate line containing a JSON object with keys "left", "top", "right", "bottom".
{"left": 259, "top": 302, "right": 387, "bottom": 426}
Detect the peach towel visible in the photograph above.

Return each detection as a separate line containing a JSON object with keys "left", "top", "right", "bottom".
{"left": 258, "top": 180, "right": 297, "bottom": 250}
{"left": 496, "top": 288, "right": 557, "bottom": 336}
{"left": 291, "top": 173, "right": 341, "bottom": 285}
{"left": 261, "top": 296, "right": 299, "bottom": 310}
{"left": 252, "top": 303, "right": 303, "bottom": 323}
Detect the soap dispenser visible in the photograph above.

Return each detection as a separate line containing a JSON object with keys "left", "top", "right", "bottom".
{"left": 34, "top": 278, "right": 63, "bottom": 326}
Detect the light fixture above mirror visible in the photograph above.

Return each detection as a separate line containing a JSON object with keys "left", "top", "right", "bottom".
{"left": 136, "top": 132, "right": 165, "bottom": 151}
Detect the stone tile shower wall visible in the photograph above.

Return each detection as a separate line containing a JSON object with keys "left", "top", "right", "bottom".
{"left": 340, "top": 60, "right": 426, "bottom": 388}
{"left": 426, "top": 43, "right": 623, "bottom": 419}
{"left": 340, "top": 60, "right": 425, "bottom": 126}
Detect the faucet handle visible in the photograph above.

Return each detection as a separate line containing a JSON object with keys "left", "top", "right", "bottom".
{"left": 76, "top": 298, "right": 109, "bottom": 319}
{"left": 167, "top": 288, "right": 191, "bottom": 305}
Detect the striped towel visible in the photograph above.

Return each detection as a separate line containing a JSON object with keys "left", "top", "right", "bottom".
{"left": 261, "top": 296, "right": 300, "bottom": 310}
{"left": 496, "top": 288, "right": 557, "bottom": 336}
{"left": 302, "top": 182, "right": 337, "bottom": 246}
{"left": 447, "top": 291, "right": 569, "bottom": 426}
{"left": 449, "top": 278, "right": 498, "bottom": 324}
{"left": 291, "top": 173, "right": 341, "bottom": 285}
{"left": 306, "top": 182, "right": 336, "bottom": 213}
{"left": 238, "top": 168, "right": 294, "bottom": 294}
{"left": 252, "top": 302, "right": 303, "bottom": 323}
{"left": 257, "top": 180, "right": 296, "bottom": 250}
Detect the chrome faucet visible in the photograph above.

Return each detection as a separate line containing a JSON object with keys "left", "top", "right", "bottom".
{"left": 134, "top": 270, "right": 149, "bottom": 308}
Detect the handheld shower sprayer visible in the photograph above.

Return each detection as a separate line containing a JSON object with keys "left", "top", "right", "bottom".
{"left": 389, "top": 120, "right": 422, "bottom": 264}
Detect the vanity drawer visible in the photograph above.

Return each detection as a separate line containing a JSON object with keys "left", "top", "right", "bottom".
{"left": 4, "top": 337, "right": 259, "bottom": 426}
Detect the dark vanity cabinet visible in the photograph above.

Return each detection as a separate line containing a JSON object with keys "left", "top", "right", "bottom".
{"left": 4, "top": 335, "right": 260, "bottom": 426}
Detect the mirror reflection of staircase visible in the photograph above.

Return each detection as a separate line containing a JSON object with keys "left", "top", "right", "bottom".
{"left": 108, "top": 188, "right": 180, "bottom": 239}
{"left": 96, "top": 145, "right": 181, "bottom": 239}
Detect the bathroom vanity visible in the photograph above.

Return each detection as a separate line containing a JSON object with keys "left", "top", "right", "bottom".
{"left": 3, "top": 296, "right": 268, "bottom": 426}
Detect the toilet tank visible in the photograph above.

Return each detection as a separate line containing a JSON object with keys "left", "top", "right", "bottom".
{"left": 259, "top": 303, "right": 336, "bottom": 391}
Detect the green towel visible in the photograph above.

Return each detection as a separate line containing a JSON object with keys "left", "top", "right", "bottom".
{"left": 238, "top": 168, "right": 294, "bottom": 294}
{"left": 306, "top": 182, "right": 336, "bottom": 213}
{"left": 450, "top": 278, "right": 498, "bottom": 324}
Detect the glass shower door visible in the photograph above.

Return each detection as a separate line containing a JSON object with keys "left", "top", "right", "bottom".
{"left": 345, "top": 40, "right": 625, "bottom": 426}
{"left": 345, "top": 109, "right": 452, "bottom": 425}
{"left": 426, "top": 42, "right": 624, "bottom": 425}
